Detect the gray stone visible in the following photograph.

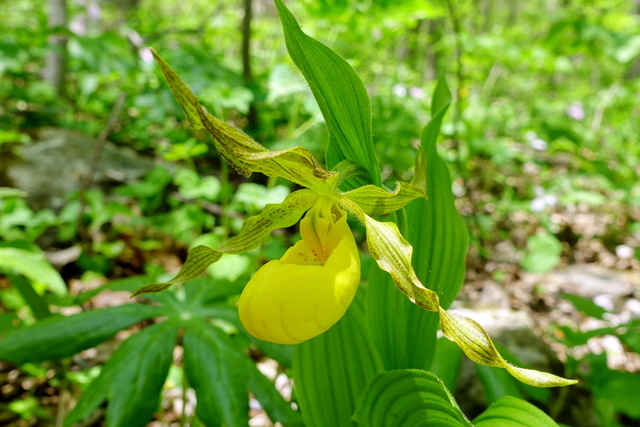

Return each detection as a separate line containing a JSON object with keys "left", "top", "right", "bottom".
{"left": 3, "top": 128, "right": 156, "bottom": 210}
{"left": 554, "top": 265, "right": 635, "bottom": 299}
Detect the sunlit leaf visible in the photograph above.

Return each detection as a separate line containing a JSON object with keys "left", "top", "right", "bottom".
{"left": 6, "top": 274, "right": 51, "bottom": 320}
{"left": 0, "top": 187, "right": 27, "bottom": 198}
{"left": 0, "top": 243, "right": 66, "bottom": 296}
{"left": 520, "top": 232, "right": 562, "bottom": 273}
{"left": 293, "top": 290, "right": 383, "bottom": 427}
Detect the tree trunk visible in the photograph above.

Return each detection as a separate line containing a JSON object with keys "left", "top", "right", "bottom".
{"left": 242, "top": 0, "right": 259, "bottom": 131}
{"left": 44, "top": 0, "right": 68, "bottom": 96}
{"left": 626, "top": 0, "right": 640, "bottom": 80}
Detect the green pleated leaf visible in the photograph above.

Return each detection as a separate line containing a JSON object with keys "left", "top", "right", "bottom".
{"left": 342, "top": 198, "right": 576, "bottom": 387}
{"left": 353, "top": 369, "right": 472, "bottom": 427}
{"left": 65, "top": 321, "right": 178, "bottom": 427}
{"left": 152, "top": 50, "right": 337, "bottom": 191}
{"left": 0, "top": 304, "right": 161, "bottom": 364}
{"left": 132, "top": 189, "right": 316, "bottom": 295}
{"left": 106, "top": 322, "right": 178, "bottom": 427}
{"left": 359, "top": 77, "right": 456, "bottom": 373}
{"left": 473, "top": 395, "right": 559, "bottom": 427}
{"left": 476, "top": 364, "right": 525, "bottom": 403}
{"left": 183, "top": 320, "right": 251, "bottom": 427}
{"left": 274, "top": 0, "right": 381, "bottom": 190}
{"left": 406, "top": 73, "right": 468, "bottom": 309}
{"left": 0, "top": 243, "right": 67, "bottom": 296}
{"left": 342, "top": 182, "right": 425, "bottom": 217}
{"left": 293, "top": 289, "right": 383, "bottom": 427}
{"left": 431, "top": 336, "right": 463, "bottom": 392}
{"left": 365, "top": 263, "right": 439, "bottom": 371}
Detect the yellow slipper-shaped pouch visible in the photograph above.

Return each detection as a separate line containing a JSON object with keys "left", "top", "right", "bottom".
{"left": 239, "top": 197, "right": 360, "bottom": 344}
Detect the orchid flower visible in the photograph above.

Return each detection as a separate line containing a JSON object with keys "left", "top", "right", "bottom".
{"left": 132, "top": 50, "right": 577, "bottom": 388}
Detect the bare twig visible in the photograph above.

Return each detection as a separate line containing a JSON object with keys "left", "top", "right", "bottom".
{"left": 242, "top": 0, "right": 258, "bottom": 130}
{"left": 76, "top": 93, "right": 127, "bottom": 246}
{"left": 170, "top": 192, "right": 244, "bottom": 219}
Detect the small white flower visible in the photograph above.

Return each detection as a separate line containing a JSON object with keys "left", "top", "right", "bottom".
{"left": 409, "top": 87, "right": 424, "bottom": 98}
{"left": 567, "top": 102, "right": 585, "bottom": 120}
{"left": 615, "top": 244, "right": 635, "bottom": 259}
{"left": 531, "top": 138, "right": 548, "bottom": 151}
{"left": 393, "top": 84, "right": 407, "bottom": 97}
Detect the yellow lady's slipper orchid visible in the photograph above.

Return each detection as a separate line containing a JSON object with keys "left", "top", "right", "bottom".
{"left": 238, "top": 197, "right": 360, "bottom": 344}
{"left": 137, "top": 49, "right": 578, "bottom": 388}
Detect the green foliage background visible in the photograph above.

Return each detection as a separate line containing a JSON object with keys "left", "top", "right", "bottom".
{"left": 1, "top": 0, "right": 639, "bottom": 426}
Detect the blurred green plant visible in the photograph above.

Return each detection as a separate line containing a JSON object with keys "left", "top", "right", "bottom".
{"left": 2, "top": 0, "right": 638, "bottom": 425}
{"left": 554, "top": 292, "right": 640, "bottom": 426}
{"left": 0, "top": 276, "right": 301, "bottom": 426}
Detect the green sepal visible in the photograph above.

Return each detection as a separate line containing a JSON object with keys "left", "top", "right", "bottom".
{"left": 353, "top": 369, "right": 472, "bottom": 427}
{"left": 439, "top": 309, "right": 578, "bottom": 387}
{"left": 341, "top": 181, "right": 425, "bottom": 217}
{"left": 152, "top": 50, "right": 337, "bottom": 192}
{"left": 132, "top": 189, "right": 317, "bottom": 296}
{"left": 357, "top": 209, "right": 440, "bottom": 311}
{"left": 341, "top": 199, "right": 577, "bottom": 388}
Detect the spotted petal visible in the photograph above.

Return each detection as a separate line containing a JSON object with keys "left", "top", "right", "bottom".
{"left": 152, "top": 50, "right": 337, "bottom": 192}
{"left": 132, "top": 190, "right": 317, "bottom": 296}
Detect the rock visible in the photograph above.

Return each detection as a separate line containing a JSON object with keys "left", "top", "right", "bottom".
{"left": 3, "top": 128, "right": 156, "bottom": 210}
{"left": 553, "top": 265, "right": 635, "bottom": 299}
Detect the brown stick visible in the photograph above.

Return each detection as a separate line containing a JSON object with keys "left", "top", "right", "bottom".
{"left": 76, "top": 93, "right": 127, "bottom": 246}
